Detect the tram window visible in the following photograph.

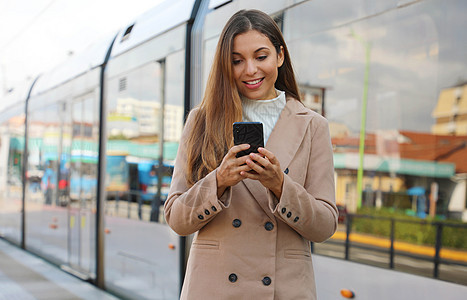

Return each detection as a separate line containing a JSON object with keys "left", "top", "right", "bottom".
{"left": 121, "top": 24, "right": 134, "bottom": 42}
{"left": 272, "top": 12, "right": 284, "bottom": 33}
{"left": 83, "top": 124, "right": 92, "bottom": 137}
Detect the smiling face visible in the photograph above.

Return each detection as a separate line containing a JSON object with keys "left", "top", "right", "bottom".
{"left": 232, "top": 30, "right": 284, "bottom": 100}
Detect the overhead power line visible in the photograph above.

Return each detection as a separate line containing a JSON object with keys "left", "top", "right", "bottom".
{"left": 0, "top": 0, "right": 57, "bottom": 51}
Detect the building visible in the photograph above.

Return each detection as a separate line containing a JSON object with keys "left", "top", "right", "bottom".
{"left": 332, "top": 129, "right": 467, "bottom": 221}
{"left": 432, "top": 83, "right": 467, "bottom": 135}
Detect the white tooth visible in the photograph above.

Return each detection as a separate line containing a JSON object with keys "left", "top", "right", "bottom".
{"left": 246, "top": 79, "right": 262, "bottom": 84}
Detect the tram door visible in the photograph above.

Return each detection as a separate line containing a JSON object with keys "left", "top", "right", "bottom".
{"left": 67, "top": 95, "right": 98, "bottom": 278}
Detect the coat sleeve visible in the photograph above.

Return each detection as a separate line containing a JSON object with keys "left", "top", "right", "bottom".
{"left": 164, "top": 109, "right": 232, "bottom": 236}
{"left": 269, "top": 115, "right": 338, "bottom": 242}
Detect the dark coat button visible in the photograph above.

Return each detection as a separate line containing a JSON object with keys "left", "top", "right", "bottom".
{"left": 264, "top": 222, "right": 274, "bottom": 231}
{"left": 262, "top": 276, "right": 272, "bottom": 286}
{"left": 232, "top": 219, "right": 242, "bottom": 228}
{"left": 205, "top": 209, "right": 210, "bottom": 215}
{"left": 229, "top": 273, "right": 237, "bottom": 283}
{"left": 286, "top": 212, "right": 292, "bottom": 218}
{"left": 294, "top": 216, "right": 299, "bottom": 222}
{"left": 198, "top": 215, "right": 204, "bottom": 220}
{"left": 211, "top": 206, "right": 217, "bottom": 212}
{"left": 281, "top": 207, "right": 286, "bottom": 214}
{"left": 284, "top": 168, "right": 289, "bottom": 174}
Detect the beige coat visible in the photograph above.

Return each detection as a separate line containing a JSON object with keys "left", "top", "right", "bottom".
{"left": 164, "top": 98, "right": 338, "bottom": 300}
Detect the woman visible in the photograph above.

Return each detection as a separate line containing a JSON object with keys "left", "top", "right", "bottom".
{"left": 164, "top": 9, "right": 337, "bottom": 299}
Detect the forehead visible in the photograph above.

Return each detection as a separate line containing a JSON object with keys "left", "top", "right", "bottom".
{"left": 232, "top": 30, "right": 274, "bottom": 53}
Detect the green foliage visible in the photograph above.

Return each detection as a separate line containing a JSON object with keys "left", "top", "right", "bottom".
{"left": 108, "top": 133, "right": 128, "bottom": 140}
{"left": 443, "top": 225, "right": 467, "bottom": 249}
{"left": 352, "top": 207, "right": 467, "bottom": 250}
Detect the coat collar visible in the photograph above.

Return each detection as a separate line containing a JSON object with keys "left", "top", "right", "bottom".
{"left": 242, "top": 97, "right": 314, "bottom": 218}
{"left": 266, "top": 97, "right": 313, "bottom": 168}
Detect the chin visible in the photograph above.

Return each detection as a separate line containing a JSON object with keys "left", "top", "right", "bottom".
{"left": 242, "top": 91, "right": 267, "bottom": 100}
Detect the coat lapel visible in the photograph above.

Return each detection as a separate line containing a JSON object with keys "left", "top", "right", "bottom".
{"left": 242, "top": 98, "right": 314, "bottom": 218}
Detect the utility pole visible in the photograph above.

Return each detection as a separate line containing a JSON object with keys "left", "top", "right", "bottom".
{"left": 350, "top": 29, "right": 371, "bottom": 209}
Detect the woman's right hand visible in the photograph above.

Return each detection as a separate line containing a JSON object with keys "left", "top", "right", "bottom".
{"left": 216, "top": 144, "right": 252, "bottom": 197}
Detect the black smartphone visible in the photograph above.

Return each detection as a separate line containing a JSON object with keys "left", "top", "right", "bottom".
{"left": 233, "top": 122, "right": 264, "bottom": 158}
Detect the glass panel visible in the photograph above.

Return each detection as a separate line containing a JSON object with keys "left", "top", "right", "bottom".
{"left": 0, "top": 106, "right": 25, "bottom": 244}
{"left": 69, "top": 100, "right": 82, "bottom": 267}
{"left": 68, "top": 94, "right": 98, "bottom": 276}
{"left": 81, "top": 95, "right": 98, "bottom": 275}
{"left": 284, "top": 0, "right": 467, "bottom": 274}
{"left": 25, "top": 103, "right": 68, "bottom": 263}
{"left": 106, "top": 62, "right": 162, "bottom": 221}
{"left": 284, "top": 0, "right": 399, "bottom": 42}
{"left": 24, "top": 93, "right": 98, "bottom": 276}
{"left": 162, "top": 51, "right": 185, "bottom": 214}
{"left": 285, "top": 0, "right": 467, "bottom": 216}
{"left": 202, "top": 37, "right": 218, "bottom": 99}
{"left": 104, "top": 56, "right": 182, "bottom": 299}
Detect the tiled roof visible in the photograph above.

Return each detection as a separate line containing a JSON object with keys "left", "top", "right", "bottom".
{"left": 399, "top": 131, "right": 467, "bottom": 173}
{"left": 332, "top": 131, "right": 467, "bottom": 174}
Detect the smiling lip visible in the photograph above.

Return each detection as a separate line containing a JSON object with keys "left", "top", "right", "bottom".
{"left": 243, "top": 78, "right": 264, "bottom": 89}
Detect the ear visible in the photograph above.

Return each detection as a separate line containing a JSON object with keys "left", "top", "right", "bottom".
{"left": 277, "top": 46, "right": 284, "bottom": 68}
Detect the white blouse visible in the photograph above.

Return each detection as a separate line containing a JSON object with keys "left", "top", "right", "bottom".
{"left": 241, "top": 89, "right": 286, "bottom": 144}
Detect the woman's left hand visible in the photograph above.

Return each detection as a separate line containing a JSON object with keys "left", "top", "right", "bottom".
{"left": 241, "top": 147, "right": 284, "bottom": 198}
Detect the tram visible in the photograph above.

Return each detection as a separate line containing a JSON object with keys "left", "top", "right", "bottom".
{"left": 1, "top": 0, "right": 466, "bottom": 299}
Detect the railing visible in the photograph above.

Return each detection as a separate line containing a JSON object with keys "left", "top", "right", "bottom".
{"left": 313, "top": 214, "right": 467, "bottom": 282}
{"left": 106, "top": 190, "right": 166, "bottom": 222}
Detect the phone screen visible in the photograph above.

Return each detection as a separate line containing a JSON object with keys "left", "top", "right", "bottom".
{"left": 233, "top": 122, "right": 264, "bottom": 158}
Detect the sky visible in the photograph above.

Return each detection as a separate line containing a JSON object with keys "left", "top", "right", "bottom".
{"left": 2, "top": 0, "right": 466, "bottom": 134}
{"left": 0, "top": 0, "right": 163, "bottom": 94}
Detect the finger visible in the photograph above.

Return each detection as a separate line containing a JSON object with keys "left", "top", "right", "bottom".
{"left": 257, "top": 147, "right": 279, "bottom": 165}
{"left": 236, "top": 155, "right": 251, "bottom": 164}
{"left": 240, "top": 169, "right": 260, "bottom": 179}
{"left": 237, "top": 164, "right": 253, "bottom": 173}
{"left": 229, "top": 144, "right": 250, "bottom": 158}
{"left": 245, "top": 158, "right": 265, "bottom": 174}
{"left": 248, "top": 153, "right": 270, "bottom": 167}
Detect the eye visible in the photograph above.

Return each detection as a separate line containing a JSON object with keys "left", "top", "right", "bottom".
{"left": 257, "top": 55, "right": 267, "bottom": 61}
{"left": 232, "top": 59, "right": 242, "bottom": 65}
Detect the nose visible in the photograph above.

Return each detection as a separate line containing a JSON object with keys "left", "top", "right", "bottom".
{"left": 245, "top": 59, "right": 257, "bottom": 76}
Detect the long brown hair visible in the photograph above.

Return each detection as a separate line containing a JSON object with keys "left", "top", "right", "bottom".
{"left": 185, "top": 9, "right": 301, "bottom": 185}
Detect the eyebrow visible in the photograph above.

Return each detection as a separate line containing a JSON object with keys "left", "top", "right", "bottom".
{"left": 232, "top": 47, "right": 270, "bottom": 55}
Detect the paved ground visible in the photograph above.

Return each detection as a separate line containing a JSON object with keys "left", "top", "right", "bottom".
{"left": 0, "top": 238, "right": 119, "bottom": 300}
{"left": 314, "top": 254, "right": 467, "bottom": 300}
{"left": 2, "top": 235, "right": 467, "bottom": 300}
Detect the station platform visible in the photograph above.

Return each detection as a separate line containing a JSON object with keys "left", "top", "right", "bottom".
{"left": 0, "top": 238, "right": 118, "bottom": 300}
